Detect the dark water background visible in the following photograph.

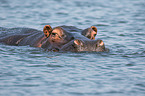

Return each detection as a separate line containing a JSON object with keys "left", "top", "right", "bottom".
{"left": 0, "top": 0, "right": 145, "bottom": 96}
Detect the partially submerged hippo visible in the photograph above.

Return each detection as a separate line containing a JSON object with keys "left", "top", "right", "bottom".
{"left": 0, "top": 25, "right": 107, "bottom": 52}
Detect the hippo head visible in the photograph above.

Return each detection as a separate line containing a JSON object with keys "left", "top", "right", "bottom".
{"left": 41, "top": 25, "right": 107, "bottom": 52}
{"left": 81, "top": 26, "right": 97, "bottom": 40}
{"left": 41, "top": 25, "right": 74, "bottom": 51}
{"left": 60, "top": 39, "right": 106, "bottom": 52}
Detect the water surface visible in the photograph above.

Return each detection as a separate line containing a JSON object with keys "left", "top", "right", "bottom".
{"left": 0, "top": 0, "right": 145, "bottom": 96}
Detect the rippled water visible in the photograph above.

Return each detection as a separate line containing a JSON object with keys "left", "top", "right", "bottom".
{"left": 0, "top": 0, "right": 145, "bottom": 96}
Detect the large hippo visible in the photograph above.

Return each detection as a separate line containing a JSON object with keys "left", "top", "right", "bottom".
{"left": 0, "top": 25, "right": 107, "bottom": 52}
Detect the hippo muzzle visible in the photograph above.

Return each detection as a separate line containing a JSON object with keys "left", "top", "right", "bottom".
{"left": 60, "top": 39, "right": 106, "bottom": 52}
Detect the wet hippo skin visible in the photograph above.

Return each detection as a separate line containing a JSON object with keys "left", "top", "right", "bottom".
{"left": 0, "top": 25, "right": 107, "bottom": 52}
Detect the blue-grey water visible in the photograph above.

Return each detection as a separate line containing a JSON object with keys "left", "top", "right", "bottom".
{"left": 0, "top": 0, "right": 145, "bottom": 96}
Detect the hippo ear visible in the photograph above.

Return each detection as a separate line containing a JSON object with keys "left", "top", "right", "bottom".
{"left": 90, "top": 26, "right": 97, "bottom": 40}
{"left": 81, "top": 26, "right": 97, "bottom": 40}
{"left": 97, "top": 40, "right": 104, "bottom": 47}
{"left": 91, "top": 26, "right": 97, "bottom": 34}
{"left": 74, "top": 39, "right": 83, "bottom": 46}
{"left": 43, "top": 25, "right": 53, "bottom": 38}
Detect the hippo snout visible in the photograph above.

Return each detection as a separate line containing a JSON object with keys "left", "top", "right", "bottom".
{"left": 61, "top": 39, "right": 106, "bottom": 52}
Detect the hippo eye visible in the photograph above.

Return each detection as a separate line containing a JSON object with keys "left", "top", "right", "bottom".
{"left": 87, "top": 35, "right": 91, "bottom": 39}
{"left": 62, "top": 34, "right": 65, "bottom": 37}
{"left": 52, "top": 33, "right": 57, "bottom": 36}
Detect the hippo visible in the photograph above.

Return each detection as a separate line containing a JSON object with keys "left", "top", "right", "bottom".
{"left": 0, "top": 25, "right": 107, "bottom": 52}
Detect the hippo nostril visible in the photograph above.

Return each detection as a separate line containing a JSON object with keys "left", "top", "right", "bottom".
{"left": 87, "top": 36, "right": 91, "bottom": 39}
{"left": 99, "top": 40, "right": 104, "bottom": 46}
{"left": 96, "top": 40, "right": 104, "bottom": 47}
{"left": 74, "top": 39, "right": 84, "bottom": 46}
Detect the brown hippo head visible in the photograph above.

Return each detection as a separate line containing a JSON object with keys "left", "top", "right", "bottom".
{"left": 42, "top": 25, "right": 107, "bottom": 52}
{"left": 41, "top": 25, "right": 74, "bottom": 51}
{"left": 60, "top": 39, "right": 106, "bottom": 52}
{"left": 81, "top": 26, "right": 97, "bottom": 40}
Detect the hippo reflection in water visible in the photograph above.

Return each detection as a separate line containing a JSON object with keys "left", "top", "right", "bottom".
{"left": 0, "top": 25, "right": 107, "bottom": 52}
